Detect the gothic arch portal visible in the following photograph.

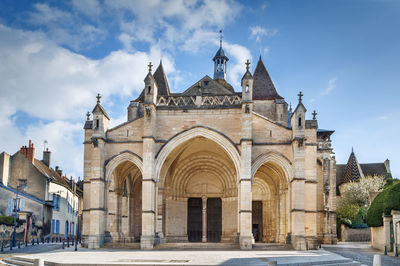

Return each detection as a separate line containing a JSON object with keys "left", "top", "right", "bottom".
{"left": 104, "top": 151, "right": 143, "bottom": 243}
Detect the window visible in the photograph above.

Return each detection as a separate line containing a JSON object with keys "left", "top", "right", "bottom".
{"left": 95, "top": 119, "right": 99, "bottom": 129}
{"left": 52, "top": 219, "right": 55, "bottom": 233}
{"left": 298, "top": 117, "right": 302, "bottom": 127}
{"left": 8, "top": 199, "right": 13, "bottom": 214}
{"left": 245, "top": 84, "right": 249, "bottom": 92}
{"left": 147, "top": 86, "right": 151, "bottom": 94}
{"left": 53, "top": 194, "right": 60, "bottom": 211}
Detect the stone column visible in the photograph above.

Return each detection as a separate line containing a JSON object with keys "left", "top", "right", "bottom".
{"left": 239, "top": 99, "right": 253, "bottom": 250}
{"left": 383, "top": 215, "right": 392, "bottom": 251}
{"left": 291, "top": 142, "right": 307, "bottom": 250}
{"left": 156, "top": 187, "right": 164, "bottom": 242}
{"left": 141, "top": 103, "right": 156, "bottom": 250}
{"left": 202, "top": 196, "right": 207, "bottom": 242}
{"left": 87, "top": 139, "right": 106, "bottom": 248}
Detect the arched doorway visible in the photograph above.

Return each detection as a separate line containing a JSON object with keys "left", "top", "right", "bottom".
{"left": 252, "top": 158, "right": 289, "bottom": 243}
{"left": 105, "top": 155, "right": 143, "bottom": 243}
{"left": 158, "top": 136, "right": 238, "bottom": 243}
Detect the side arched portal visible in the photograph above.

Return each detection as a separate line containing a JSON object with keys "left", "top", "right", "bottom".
{"left": 105, "top": 152, "right": 143, "bottom": 243}
{"left": 251, "top": 153, "right": 291, "bottom": 243}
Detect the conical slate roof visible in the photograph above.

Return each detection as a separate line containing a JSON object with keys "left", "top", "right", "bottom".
{"left": 253, "top": 57, "right": 283, "bottom": 100}
{"left": 134, "top": 61, "right": 170, "bottom": 102}
{"left": 153, "top": 61, "right": 170, "bottom": 95}
{"left": 342, "top": 150, "right": 363, "bottom": 183}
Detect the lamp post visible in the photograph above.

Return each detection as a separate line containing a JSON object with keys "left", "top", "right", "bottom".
{"left": 12, "top": 180, "right": 26, "bottom": 247}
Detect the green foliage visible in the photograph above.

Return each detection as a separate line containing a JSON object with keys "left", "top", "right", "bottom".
{"left": 337, "top": 204, "right": 360, "bottom": 225}
{"left": 0, "top": 216, "right": 14, "bottom": 225}
{"left": 367, "top": 181, "right": 400, "bottom": 227}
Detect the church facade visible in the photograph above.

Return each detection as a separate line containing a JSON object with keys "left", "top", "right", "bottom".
{"left": 82, "top": 43, "right": 337, "bottom": 250}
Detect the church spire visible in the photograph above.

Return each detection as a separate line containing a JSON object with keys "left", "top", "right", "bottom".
{"left": 213, "top": 30, "right": 229, "bottom": 81}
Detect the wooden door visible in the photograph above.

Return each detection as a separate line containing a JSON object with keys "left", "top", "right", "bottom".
{"left": 252, "top": 201, "right": 262, "bottom": 242}
{"left": 207, "top": 198, "right": 222, "bottom": 242}
{"left": 187, "top": 198, "right": 202, "bottom": 242}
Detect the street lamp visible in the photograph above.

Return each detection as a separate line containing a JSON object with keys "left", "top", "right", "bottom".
{"left": 12, "top": 179, "right": 27, "bottom": 247}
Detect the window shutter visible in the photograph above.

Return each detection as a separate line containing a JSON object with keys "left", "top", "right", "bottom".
{"left": 8, "top": 198, "right": 13, "bottom": 214}
{"left": 56, "top": 220, "right": 60, "bottom": 233}
{"left": 20, "top": 198, "right": 25, "bottom": 211}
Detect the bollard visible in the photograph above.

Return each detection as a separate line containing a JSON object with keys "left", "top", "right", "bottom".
{"left": 384, "top": 245, "right": 387, "bottom": 255}
{"left": 10, "top": 242, "right": 12, "bottom": 251}
{"left": 319, "top": 242, "right": 322, "bottom": 249}
{"left": 25, "top": 240, "right": 28, "bottom": 247}
{"left": 373, "top": 254, "right": 382, "bottom": 266}
{"left": 32, "top": 238, "right": 35, "bottom": 246}
{"left": 74, "top": 240, "right": 77, "bottom": 251}
{"left": 1, "top": 241, "right": 3, "bottom": 252}
{"left": 37, "top": 238, "right": 39, "bottom": 245}
{"left": 396, "top": 246, "right": 398, "bottom": 257}
{"left": 67, "top": 239, "right": 70, "bottom": 248}
{"left": 62, "top": 241, "right": 64, "bottom": 249}
{"left": 18, "top": 240, "right": 20, "bottom": 249}
{"left": 34, "top": 258, "right": 44, "bottom": 266}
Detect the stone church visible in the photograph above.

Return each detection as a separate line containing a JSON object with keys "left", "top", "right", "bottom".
{"left": 82, "top": 42, "right": 337, "bottom": 250}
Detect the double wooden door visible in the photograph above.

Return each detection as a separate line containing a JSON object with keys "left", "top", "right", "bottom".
{"left": 187, "top": 197, "right": 222, "bottom": 242}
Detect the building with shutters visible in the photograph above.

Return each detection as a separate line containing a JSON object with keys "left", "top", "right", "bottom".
{"left": 82, "top": 41, "right": 337, "bottom": 250}
{"left": 0, "top": 140, "right": 82, "bottom": 242}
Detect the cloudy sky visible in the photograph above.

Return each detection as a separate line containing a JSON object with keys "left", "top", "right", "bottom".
{"left": 0, "top": 0, "right": 399, "bottom": 179}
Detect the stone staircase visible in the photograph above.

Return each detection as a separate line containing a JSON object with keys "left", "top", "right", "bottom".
{"left": 2, "top": 256, "right": 36, "bottom": 266}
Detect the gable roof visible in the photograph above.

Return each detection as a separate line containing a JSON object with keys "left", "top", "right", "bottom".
{"left": 253, "top": 57, "right": 283, "bottom": 100}
{"left": 182, "top": 75, "right": 234, "bottom": 95}
{"left": 92, "top": 104, "right": 110, "bottom": 120}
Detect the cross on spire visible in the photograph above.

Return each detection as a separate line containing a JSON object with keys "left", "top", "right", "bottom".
{"left": 245, "top": 59, "right": 250, "bottom": 71}
{"left": 298, "top": 91, "right": 303, "bottom": 102}
{"left": 312, "top": 110, "right": 317, "bottom": 120}
{"left": 219, "top": 30, "right": 223, "bottom": 48}
{"left": 148, "top": 62, "right": 153, "bottom": 73}
{"left": 96, "top": 93, "right": 101, "bottom": 104}
{"left": 86, "top": 112, "right": 90, "bottom": 120}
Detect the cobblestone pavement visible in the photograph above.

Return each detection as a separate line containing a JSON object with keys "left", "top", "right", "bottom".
{"left": 323, "top": 243, "right": 400, "bottom": 266}
{"left": 0, "top": 243, "right": 62, "bottom": 260}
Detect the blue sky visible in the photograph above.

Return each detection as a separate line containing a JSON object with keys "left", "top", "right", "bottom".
{"left": 0, "top": 0, "right": 399, "bottom": 179}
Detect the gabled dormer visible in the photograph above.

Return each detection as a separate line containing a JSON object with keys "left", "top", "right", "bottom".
{"left": 241, "top": 60, "right": 253, "bottom": 102}
{"left": 291, "top": 91, "right": 307, "bottom": 138}
{"left": 144, "top": 62, "right": 158, "bottom": 105}
{"left": 92, "top": 93, "right": 110, "bottom": 137}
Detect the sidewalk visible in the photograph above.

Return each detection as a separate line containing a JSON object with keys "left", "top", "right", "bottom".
{"left": 2, "top": 246, "right": 359, "bottom": 265}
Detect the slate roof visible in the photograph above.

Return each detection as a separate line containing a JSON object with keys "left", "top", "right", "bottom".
{"left": 336, "top": 151, "right": 392, "bottom": 188}
{"left": 92, "top": 104, "right": 110, "bottom": 120}
{"left": 182, "top": 75, "right": 234, "bottom": 95}
{"left": 253, "top": 57, "right": 283, "bottom": 100}
{"left": 153, "top": 62, "right": 170, "bottom": 95}
{"left": 134, "top": 62, "right": 170, "bottom": 102}
{"left": 213, "top": 47, "right": 229, "bottom": 61}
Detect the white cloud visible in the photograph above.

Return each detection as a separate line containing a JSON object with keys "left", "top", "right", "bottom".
{"left": 249, "top": 26, "right": 278, "bottom": 42}
{"left": 322, "top": 77, "right": 337, "bottom": 95}
{"left": 224, "top": 42, "right": 253, "bottom": 89}
{"left": 27, "top": 3, "right": 106, "bottom": 51}
{"left": 71, "top": 0, "right": 102, "bottom": 17}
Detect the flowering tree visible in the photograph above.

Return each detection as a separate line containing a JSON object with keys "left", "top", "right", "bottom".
{"left": 337, "top": 175, "right": 386, "bottom": 227}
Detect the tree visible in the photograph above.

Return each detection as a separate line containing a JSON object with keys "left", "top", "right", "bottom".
{"left": 337, "top": 175, "right": 386, "bottom": 227}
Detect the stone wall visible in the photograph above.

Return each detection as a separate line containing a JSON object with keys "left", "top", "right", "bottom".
{"left": 371, "top": 226, "right": 385, "bottom": 251}
{"left": 340, "top": 224, "right": 370, "bottom": 242}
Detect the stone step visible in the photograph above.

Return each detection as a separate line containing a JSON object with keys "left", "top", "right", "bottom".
{"left": 252, "top": 243, "right": 292, "bottom": 250}
{"left": 2, "top": 257, "right": 34, "bottom": 266}
{"left": 154, "top": 242, "right": 240, "bottom": 250}
{"left": 103, "top": 242, "right": 140, "bottom": 249}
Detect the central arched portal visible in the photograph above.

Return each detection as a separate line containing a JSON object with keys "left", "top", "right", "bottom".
{"left": 158, "top": 136, "right": 238, "bottom": 243}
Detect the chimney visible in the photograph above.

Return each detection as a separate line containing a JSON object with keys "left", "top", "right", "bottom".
{"left": 384, "top": 159, "right": 391, "bottom": 173}
{"left": 20, "top": 140, "right": 35, "bottom": 163}
{"left": 55, "top": 166, "right": 62, "bottom": 176}
{"left": 42, "top": 148, "right": 51, "bottom": 167}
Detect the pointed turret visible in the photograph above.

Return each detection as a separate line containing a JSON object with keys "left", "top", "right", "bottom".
{"left": 144, "top": 62, "right": 158, "bottom": 104}
{"left": 92, "top": 93, "right": 110, "bottom": 137}
{"left": 342, "top": 149, "right": 364, "bottom": 183}
{"left": 213, "top": 30, "right": 229, "bottom": 81}
{"left": 253, "top": 57, "right": 283, "bottom": 100}
{"left": 153, "top": 60, "right": 170, "bottom": 96}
